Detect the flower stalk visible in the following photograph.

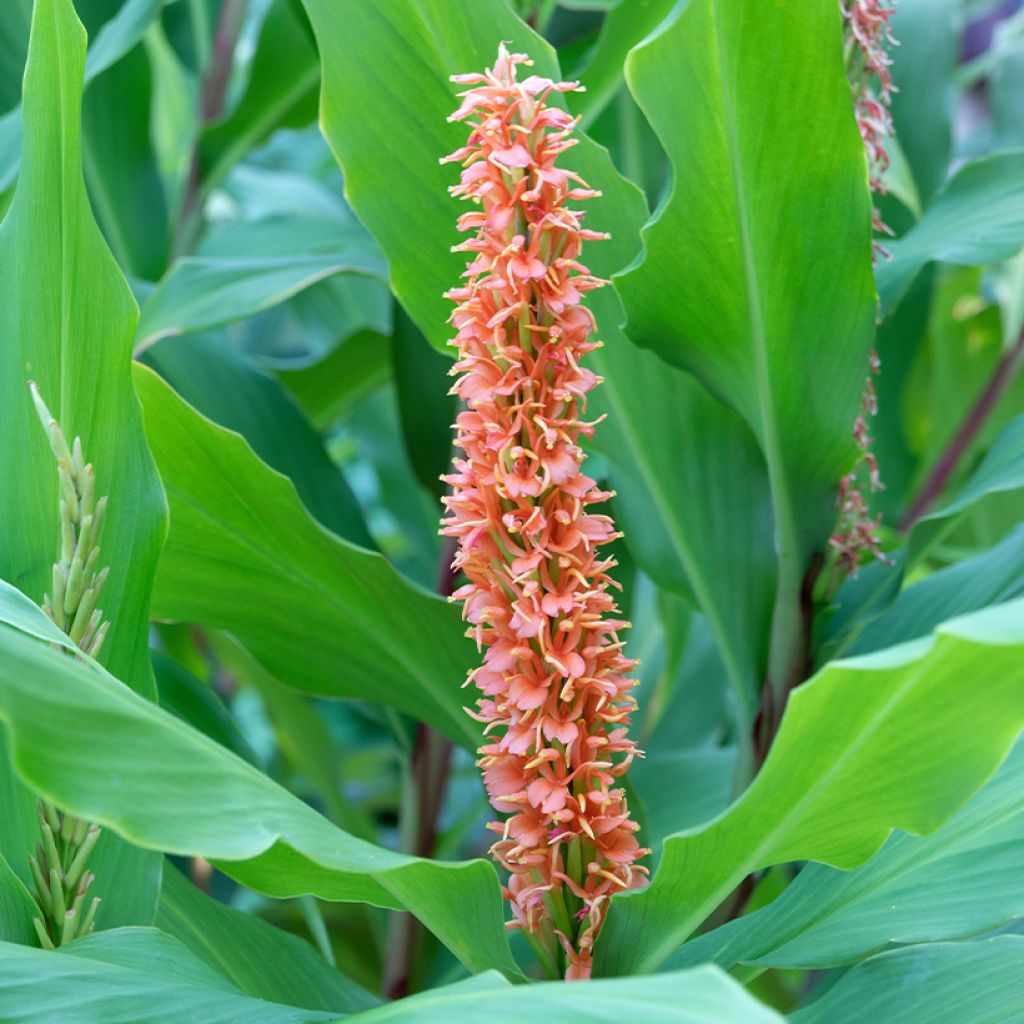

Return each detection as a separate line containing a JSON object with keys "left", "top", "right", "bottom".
{"left": 440, "top": 45, "right": 647, "bottom": 980}
{"left": 27, "top": 382, "right": 109, "bottom": 949}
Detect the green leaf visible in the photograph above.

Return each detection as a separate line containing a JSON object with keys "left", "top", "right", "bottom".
{"left": 152, "top": 649, "right": 262, "bottom": 767}
{"left": 277, "top": 329, "right": 391, "bottom": 428}
{"left": 199, "top": 0, "right": 319, "bottom": 197}
{"left": 595, "top": 598, "right": 1024, "bottom": 975}
{"left": 888, "top": 0, "right": 959, "bottom": 206}
{"left": 568, "top": 0, "right": 675, "bottom": 126}
{"left": 849, "top": 524, "right": 1024, "bottom": 655}
{"left": 298, "top": 0, "right": 777, "bottom": 714}
{"left": 790, "top": 938, "right": 1024, "bottom": 1024}
{"left": 143, "top": 333, "right": 372, "bottom": 547}
{"left": 135, "top": 363, "right": 479, "bottom": 749}
{"left": 0, "top": 591, "right": 520, "bottom": 978}
{"left": 0, "top": 852, "right": 36, "bottom": 944}
{"left": 135, "top": 215, "right": 386, "bottom": 349}
{"left": 343, "top": 966, "right": 783, "bottom": 1024}
{"left": 157, "top": 863, "right": 379, "bottom": 1014}
{"left": 617, "top": 0, "right": 876, "bottom": 622}
{"left": 0, "top": 0, "right": 166, "bottom": 929}
{"left": 878, "top": 151, "right": 1024, "bottom": 314}
{"left": 0, "top": 0, "right": 164, "bottom": 193}
{"left": 0, "top": 929, "right": 338, "bottom": 1024}
{"left": 673, "top": 740, "right": 1024, "bottom": 973}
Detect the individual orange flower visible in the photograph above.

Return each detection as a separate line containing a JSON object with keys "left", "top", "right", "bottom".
{"left": 440, "top": 45, "right": 647, "bottom": 980}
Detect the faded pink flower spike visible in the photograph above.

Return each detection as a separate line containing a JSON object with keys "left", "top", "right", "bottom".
{"left": 832, "top": 1, "right": 898, "bottom": 575}
{"left": 440, "top": 44, "right": 647, "bottom": 980}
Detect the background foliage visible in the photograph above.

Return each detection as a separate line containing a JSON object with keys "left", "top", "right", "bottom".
{"left": 0, "top": 0, "right": 1023, "bottom": 1018}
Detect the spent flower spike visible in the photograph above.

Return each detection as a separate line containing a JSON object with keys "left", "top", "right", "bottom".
{"left": 439, "top": 44, "right": 647, "bottom": 979}
{"left": 26, "top": 382, "right": 109, "bottom": 950}
{"left": 832, "top": 1, "right": 898, "bottom": 576}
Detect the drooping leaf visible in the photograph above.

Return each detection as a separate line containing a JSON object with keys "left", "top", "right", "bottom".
{"left": 0, "top": 591, "right": 519, "bottom": 978}
{"left": 135, "top": 363, "right": 478, "bottom": 749}
{"left": 157, "top": 863, "right": 379, "bottom": 1014}
{"left": 142, "top": 333, "right": 372, "bottom": 546}
{"left": 672, "top": 740, "right": 1024, "bottom": 973}
{"left": 135, "top": 215, "right": 386, "bottom": 349}
{"left": 595, "top": 598, "right": 1024, "bottom": 975}
{"left": 0, "top": 929, "right": 338, "bottom": 1024}
{"left": 342, "top": 965, "right": 783, "bottom": 1024}
{"left": 618, "top": 0, "right": 876, "bottom": 592}
{"left": 297, "top": 0, "right": 777, "bottom": 713}
{"left": 0, "top": 0, "right": 166, "bottom": 930}
{"left": 790, "top": 938, "right": 1024, "bottom": 1024}
{"left": 878, "top": 151, "right": 1024, "bottom": 313}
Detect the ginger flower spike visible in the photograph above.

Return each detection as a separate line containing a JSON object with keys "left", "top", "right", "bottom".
{"left": 440, "top": 45, "right": 648, "bottom": 980}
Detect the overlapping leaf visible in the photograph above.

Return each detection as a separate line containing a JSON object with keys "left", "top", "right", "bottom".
{"left": 136, "top": 364, "right": 478, "bottom": 749}
{"left": 595, "top": 598, "right": 1024, "bottom": 975}
{"left": 0, "top": 588, "right": 519, "bottom": 978}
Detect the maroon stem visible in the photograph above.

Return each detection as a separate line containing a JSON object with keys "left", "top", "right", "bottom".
{"left": 901, "top": 329, "right": 1024, "bottom": 530}
{"left": 172, "top": 0, "right": 248, "bottom": 259}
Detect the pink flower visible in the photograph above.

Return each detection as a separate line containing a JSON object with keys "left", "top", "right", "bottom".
{"left": 440, "top": 45, "right": 647, "bottom": 979}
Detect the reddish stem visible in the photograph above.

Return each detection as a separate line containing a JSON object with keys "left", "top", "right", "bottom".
{"left": 901, "top": 329, "right": 1024, "bottom": 530}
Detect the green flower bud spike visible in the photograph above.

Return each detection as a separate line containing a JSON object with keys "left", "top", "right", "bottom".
{"left": 26, "top": 382, "right": 110, "bottom": 949}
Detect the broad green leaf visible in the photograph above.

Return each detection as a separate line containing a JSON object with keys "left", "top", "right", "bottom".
{"left": 344, "top": 966, "right": 783, "bottom": 1024}
{"left": 673, "top": 740, "right": 1024, "bottom": 973}
{"left": 824, "top": 413, "right": 1024, "bottom": 661}
{"left": 878, "top": 151, "right": 1024, "bottom": 313}
{"left": 790, "top": 938, "right": 1024, "bottom": 1024}
{"left": 298, "top": 0, "right": 777, "bottom": 710}
{"left": 617, "top": 0, "right": 876, "bottom": 619}
{"left": 199, "top": 0, "right": 319, "bottom": 197}
{"left": 595, "top": 598, "right": 1024, "bottom": 975}
{"left": 0, "top": 596, "right": 520, "bottom": 978}
{"left": 81, "top": 28, "right": 169, "bottom": 280}
{"left": 0, "top": 0, "right": 30, "bottom": 115}
{"left": 277, "top": 329, "right": 391, "bottom": 428}
{"left": 568, "top": 0, "right": 675, "bottom": 126}
{"left": 888, "top": 0, "right": 959, "bottom": 206}
{"left": 0, "top": 0, "right": 164, "bottom": 193}
{"left": 136, "top": 215, "right": 386, "bottom": 349}
{"left": 910, "top": 412, "right": 1024, "bottom": 560}
{"left": 135, "top": 363, "right": 479, "bottom": 750}
{"left": 0, "top": 929, "right": 337, "bottom": 1024}
{"left": 157, "top": 864, "right": 378, "bottom": 1014}
{"left": 152, "top": 650, "right": 262, "bottom": 767}
{"left": 143, "top": 333, "right": 372, "bottom": 546}
{"left": 0, "top": 0, "right": 166, "bottom": 929}
{"left": 0, "top": 852, "right": 35, "bottom": 944}
{"left": 849, "top": 524, "right": 1024, "bottom": 654}
{"left": 392, "top": 307, "right": 456, "bottom": 502}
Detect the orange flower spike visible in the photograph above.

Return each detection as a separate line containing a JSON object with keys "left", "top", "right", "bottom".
{"left": 440, "top": 45, "right": 648, "bottom": 980}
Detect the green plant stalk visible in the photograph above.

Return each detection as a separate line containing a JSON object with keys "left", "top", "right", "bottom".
{"left": 27, "top": 383, "right": 111, "bottom": 949}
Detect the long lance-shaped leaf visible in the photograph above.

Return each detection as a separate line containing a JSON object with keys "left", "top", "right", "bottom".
{"left": 297, "top": 0, "right": 776, "bottom": 718}
{"left": 671, "top": 739, "right": 1024, "bottom": 974}
{"left": 790, "top": 937, "right": 1024, "bottom": 1024}
{"left": 135, "top": 364, "right": 478, "bottom": 750}
{"left": 0, "top": 0, "right": 166, "bottom": 931}
{"left": 594, "top": 598, "right": 1024, "bottom": 975}
{"left": 0, "top": 581, "right": 520, "bottom": 979}
{"left": 617, "top": 0, "right": 876, "bottom": 691}
{"left": 0, "top": 929, "right": 339, "bottom": 1024}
